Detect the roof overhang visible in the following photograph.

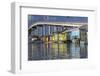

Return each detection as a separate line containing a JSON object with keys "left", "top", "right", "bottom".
{"left": 28, "top": 21, "right": 88, "bottom": 30}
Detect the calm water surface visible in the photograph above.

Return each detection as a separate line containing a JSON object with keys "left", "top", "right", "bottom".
{"left": 28, "top": 42, "right": 88, "bottom": 60}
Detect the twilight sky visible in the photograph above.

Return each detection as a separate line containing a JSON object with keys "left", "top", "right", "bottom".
{"left": 28, "top": 15, "right": 88, "bottom": 27}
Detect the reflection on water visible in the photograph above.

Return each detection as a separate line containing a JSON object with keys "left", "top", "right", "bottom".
{"left": 28, "top": 42, "right": 88, "bottom": 60}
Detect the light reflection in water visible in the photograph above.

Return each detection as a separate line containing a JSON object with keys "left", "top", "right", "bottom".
{"left": 28, "top": 42, "right": 87, "bottom": 60}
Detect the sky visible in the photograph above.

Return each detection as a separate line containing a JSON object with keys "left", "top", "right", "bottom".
{"left": 28, "top": 15, "right": 88, "bottom": 27}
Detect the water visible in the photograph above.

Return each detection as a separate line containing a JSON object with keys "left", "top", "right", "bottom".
{"left": 28, "top": 42, "right": 88, "bottom": 60}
